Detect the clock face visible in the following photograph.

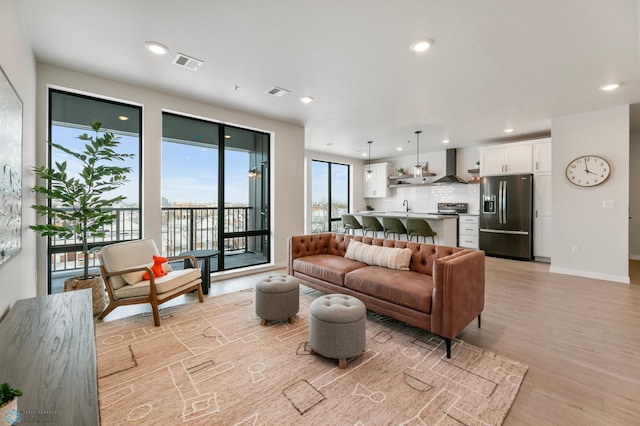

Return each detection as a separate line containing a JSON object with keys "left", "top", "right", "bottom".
{"left": 565, "top": 155, "right": 611, "bottom": 187}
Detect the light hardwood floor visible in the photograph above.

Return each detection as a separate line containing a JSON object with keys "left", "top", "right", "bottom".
{"left": 460, "top": 258, "right": 640, "bottom": 425}
{"left": 99, "top": 260, "right": 640, "bottom": 425}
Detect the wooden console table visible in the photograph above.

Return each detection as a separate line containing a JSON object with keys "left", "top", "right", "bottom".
{"left": 0, "top": 290, "right": 100, "bottom": 425}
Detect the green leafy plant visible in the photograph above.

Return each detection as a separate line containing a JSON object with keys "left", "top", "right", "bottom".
{"left": 30, "top": 121, "right": 134, "bottom": 280}
{"left": 0, "top": 383, "right": 22, "bottom": 406}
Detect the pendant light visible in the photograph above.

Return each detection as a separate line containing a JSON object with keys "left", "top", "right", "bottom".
{"left": 366, "top": 141, "right": 373, "bottom": 182}
{"left": 414, "top": 130, "right": 423, "bottom": 178}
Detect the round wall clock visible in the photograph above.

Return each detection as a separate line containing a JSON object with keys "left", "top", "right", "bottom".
{"left": 565, "top": 155, "right": 611, "bottom": 187}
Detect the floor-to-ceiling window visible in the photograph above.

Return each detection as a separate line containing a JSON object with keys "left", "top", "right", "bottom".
{"left": 161, "top": 113, "right": 270, "bottom": 271}
{"left": 311, "top": 160, "right": 350, "bottom": 232}
{"left": 48, "top": 90, "right": 142, "bottom": 293}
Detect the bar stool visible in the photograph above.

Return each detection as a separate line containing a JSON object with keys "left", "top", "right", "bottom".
{"left": 406, "top": 218, "right": 437, "bottom": 243}
{"left": 341, "top": 214, "right": 363, "bottom": 235}
{"left": 382, "top": 217, "right": 407, "bottom": 240}
{"left": 361, "top": 216, "right": 383, "bottom": 237}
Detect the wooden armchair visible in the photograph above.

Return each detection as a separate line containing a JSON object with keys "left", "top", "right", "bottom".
{"left": 98, "top": 238, "right": 204, "bottom": 325}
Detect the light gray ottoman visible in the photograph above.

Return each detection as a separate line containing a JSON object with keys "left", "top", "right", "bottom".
{"left": 309, "top": 294, "right": 366, "bottom": 369}
{"left": 255, "top": 274, "right": 299, "bottom": 326}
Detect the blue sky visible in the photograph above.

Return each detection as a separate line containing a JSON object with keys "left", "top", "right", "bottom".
{"left": 311, "top": 160, "right": 349, "bottom": 206}
{"left": 51, "top": 126, "right": 251, "bottom": 206}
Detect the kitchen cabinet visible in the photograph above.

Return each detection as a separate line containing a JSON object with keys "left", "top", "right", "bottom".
{"left": 533, "top": 172, "right": 552, "bottom": 260}
{"left": 458, "top": 214, "right": 479, "bottom": 249}
{"left": 479, "top": 143, "right": 532, "bottom": 176}
{"left": 363, "top": 162, "right": 390, "bottom": 198}
{"left": 532, "top": 139, "right": 552, "bottom": 173}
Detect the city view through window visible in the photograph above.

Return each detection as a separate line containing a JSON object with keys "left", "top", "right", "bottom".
{"left": 47, "top": 92, "right": 270, "bottom": 293}
{"left": 311, "top": 160, "right": 350, "bottom": 233}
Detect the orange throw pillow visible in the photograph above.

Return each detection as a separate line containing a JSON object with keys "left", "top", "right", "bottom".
{"left": 143, "top": 255, "right": 169, "bottom": 280}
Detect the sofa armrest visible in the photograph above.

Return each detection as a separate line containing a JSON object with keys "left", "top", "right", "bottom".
{"left": 288, "top": 233, "right": 333, "bottom": 275}
{"left": 430, "top": 249, "right": 485, "bottom": 340}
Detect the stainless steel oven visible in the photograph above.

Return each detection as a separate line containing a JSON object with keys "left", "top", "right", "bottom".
{"left": 429, "top": 203, "right": 468, "bottom": 245}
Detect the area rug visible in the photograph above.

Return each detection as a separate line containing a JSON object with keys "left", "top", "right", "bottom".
{"left": 95, "top": 287, "right": 527, "bottom": 425}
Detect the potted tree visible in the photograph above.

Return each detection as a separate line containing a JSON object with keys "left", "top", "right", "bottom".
{"left": 0, "top": 383, "right": 22, "bottom": 425}
{"left": 30, "top": 121, "right": 134, "bottom": 315}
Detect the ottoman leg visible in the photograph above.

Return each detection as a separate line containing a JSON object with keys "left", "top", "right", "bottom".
{"left": 261, "top": 318, "right": 267, "bottom": 326}
{"left": 288, "top": 316, "right": 295, "bottom": 324}
{"left": 338, "top": 358, "right": 347, "bottom": 369}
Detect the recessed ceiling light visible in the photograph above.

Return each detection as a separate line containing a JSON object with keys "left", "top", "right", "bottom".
{"left": 118, "top": 115, "right": 129, "bottom": 121}
{"left": 442, "top": 139, "right": 450, "bottom": 144}
{"left": 361, "top": 152, "right": 368, "bottom": 157}
{"left": 410, "top": 38, "right": 434, "bottom": 53}
{"left": 504, "top": 128, "right": 514, "bottom": 133}
{"left": 144, "top": 41, "right": 169, "bottom": 55}
{"left": 599, "top": 83, "right": 620, "bottom": 91}
{"left": 300, "top": 96, "right": 314, "bottom": 104}
{"left": 224, "top": 135, "right": 231, "bottom": 139}
{"left": 396, "top": 147, "right": 403, "bottom": 151}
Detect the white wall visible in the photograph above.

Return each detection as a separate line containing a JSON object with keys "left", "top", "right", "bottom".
{"left": 35, "top": 64, "right": 305, "bottom": 294}
{"left": 0, "top": 0, "right": 38, "bottom": 317}
{"left": 629, "top": 133, "right": 640, "bottom": 259}
{"left": 550, "top": 105, "right": 630, "bottom": 283}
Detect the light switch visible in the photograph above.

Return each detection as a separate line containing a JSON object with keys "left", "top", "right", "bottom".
{"left": 602, "top": 200, "right": 615, "bottom": 209}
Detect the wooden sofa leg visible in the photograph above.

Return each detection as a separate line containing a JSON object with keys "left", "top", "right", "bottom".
{"left": 478, "top": 314, "right": 482, "bottom": 328}
{"left": 444, "top": 338, "right": 452, "bottom": 359}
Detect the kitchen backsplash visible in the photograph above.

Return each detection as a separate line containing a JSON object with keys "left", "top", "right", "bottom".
{"left": 366, "top": 184, "right": 480, "bottom": 214}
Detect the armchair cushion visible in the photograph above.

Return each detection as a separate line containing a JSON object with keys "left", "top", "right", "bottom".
{"left": 121, "top": 264, "right": 151, "bottom": 285}
{"left": 114, "top": 268, "right": 201, "bottom": 299}
{"left": 101, "top": 239, "right": 160, "bottom": 288}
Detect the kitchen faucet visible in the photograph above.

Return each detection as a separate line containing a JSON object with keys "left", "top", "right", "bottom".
{"left": 402, "top": 199, "right": 409, "bottom": 212}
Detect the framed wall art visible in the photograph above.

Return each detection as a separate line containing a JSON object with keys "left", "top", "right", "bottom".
{"left": 0, "top": 66, "right": 23, "bottom": 269}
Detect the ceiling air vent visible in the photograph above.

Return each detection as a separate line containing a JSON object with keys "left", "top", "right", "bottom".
{"left": 172, "top": 53, "right": 203, "bottom": 71}
{"left": 267, "top": 86, "right": 291, "bottom": 97}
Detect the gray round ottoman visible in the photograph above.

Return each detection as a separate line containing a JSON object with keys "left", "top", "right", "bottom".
{"left": 255, "top": 274, "right": 299, "bottom": 326}
{"left": 309, "top": 294, "right": 366, "bottom": 369}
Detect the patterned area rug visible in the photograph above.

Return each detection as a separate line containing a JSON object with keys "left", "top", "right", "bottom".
{"left": 96, "top": 287, "right": 527, "bottom": 425}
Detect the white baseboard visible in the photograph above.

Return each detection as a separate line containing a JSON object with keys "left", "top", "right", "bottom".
{"left": 629, "top": 254, "right": 640, "bottom": 260}
{"left": 549, "top": 266, "right": 630, "bottom": 284}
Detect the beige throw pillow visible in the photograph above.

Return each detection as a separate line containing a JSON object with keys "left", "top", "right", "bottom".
{"left": 345, "top": 240, "right": 412, "bottom": 270}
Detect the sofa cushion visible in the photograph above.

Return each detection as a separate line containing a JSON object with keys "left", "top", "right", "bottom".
{"left": 345, "top": 240, "right": 413, "bottom": 270}
{"left": 345, "top": 266, "right": 434, "bottom": 314}
{"left": 293, "top": 254, "right": 367, "bottom": 286}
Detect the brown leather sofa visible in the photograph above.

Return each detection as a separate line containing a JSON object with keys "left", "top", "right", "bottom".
{"left": 288, "top": 232, "right": 485, "bottom": 358}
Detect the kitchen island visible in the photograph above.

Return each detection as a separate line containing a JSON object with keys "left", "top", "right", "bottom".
{"left": 354, "top": 211, "right": 457, "bottom": 246}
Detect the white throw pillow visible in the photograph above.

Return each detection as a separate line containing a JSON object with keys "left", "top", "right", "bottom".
{"left": 345, "top": 240, "right": 412, "bottom": 270}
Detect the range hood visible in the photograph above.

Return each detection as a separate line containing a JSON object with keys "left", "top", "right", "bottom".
{"left": 432, "top": 149, "right": 467, "bottom": 184}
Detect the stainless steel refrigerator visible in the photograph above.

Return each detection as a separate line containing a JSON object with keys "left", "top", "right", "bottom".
{"left": 479, "top": 174, "right": 533, "bottom": 260}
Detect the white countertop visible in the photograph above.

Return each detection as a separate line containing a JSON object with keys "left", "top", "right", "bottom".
{"left": 355, "top": 211, "right": 457, "bottom": 220}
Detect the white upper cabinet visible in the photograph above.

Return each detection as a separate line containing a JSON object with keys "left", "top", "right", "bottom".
{"left": 532, "top": 139, "right": 552, "bottom": 173}
{"left": 479, "top": 143, "right": 532, "bottom": 176}
{"left": 363, "top": 162, "right": 390, "bottom": 198}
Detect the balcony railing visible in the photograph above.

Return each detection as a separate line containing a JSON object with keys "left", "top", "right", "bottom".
{"left": 49, "top": 206, "right": 252, "bottom": 272}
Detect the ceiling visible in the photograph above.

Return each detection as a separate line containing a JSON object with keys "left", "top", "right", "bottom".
{"left": 12, "top": 0, "right": 640, "bottom": 160}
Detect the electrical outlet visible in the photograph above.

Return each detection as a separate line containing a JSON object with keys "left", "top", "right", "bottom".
{"left": 571, "top": 246, "right": 579, "bottom": 254}
{"left": 602, "top": 200, "right": 615, "bottom": 209}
